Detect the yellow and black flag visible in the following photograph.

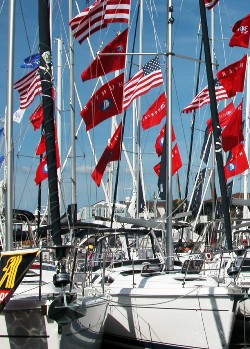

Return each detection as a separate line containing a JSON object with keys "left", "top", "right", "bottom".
{"left": 0, "top": 249, "right": 40, "bottom": 312}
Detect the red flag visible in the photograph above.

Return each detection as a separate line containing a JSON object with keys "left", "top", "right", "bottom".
{"left": 204, "top": 0, "right": 219, "bottom": 10}
{"left": 155, "top": 124, "right": 176, "bottom": 157}
{"left": 229, "top": 14, "right": 250, "bottom": 48}
{"left": 34, "top": 141, "right": 60, "bottom": 185}
{"left": 81, "top": 28, "right": 128, "bottom": 81}
{"left": 69, "top": 0, "right": 131, "bottom": 44}
{"left": 30, "top": 103, "right": 44, "bottom": 130}
{"left": 217, "top": 55, "right": 247, "bottom": 98}
{"left": 172, "top": 143, "right": 183, "bottom": 175}
{"left": 153, "top": 162, "right": 161, "bottom": 176}
{"left": 182, "top": 79, "right": 228, "bottom": 113}
{"left": 141, "top": 93, "right": 167, "bottom": 130}
{"left": 222, "top": 100, "right": 244, "bottom": 152}
{"left": 154, "top": 144, "right": 182, "bottom": 176}
{"left": 91, "top": 122, "right": 122, "bottom": 186}
{"left": 34, "top": 156, "right": 48, "bottom": 185}
{"left": 123, "top": 56, "right": 163, "bottom": 110}
{"left": 36, "top": 135, "right": 46, "bottom": 155}
{"left": 13, "top": 68, "right": 42, "bottom": 109}
{"left": 206, "top": 101, "right": 235, "bottom": 133}
{"left": 224, "top": 143, "right": 249, "bottom": 180}
{"left": 80, "top": 73, "right": 124, "bottom": 131}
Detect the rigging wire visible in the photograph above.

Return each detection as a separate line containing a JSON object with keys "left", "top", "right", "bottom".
{"left": 0, "top": 0, "right": 6, "bottom": 16}
{"left": 18, "top": 0, "right": 32, "bottom": 55}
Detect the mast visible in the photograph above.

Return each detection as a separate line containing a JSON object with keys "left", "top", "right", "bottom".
{"left": 56, "top": 37, "right": 63, "bottom": 211}
{"left": 5, "top": 0, "right": 15, "bottom": 251}
{"left": 199, "top": 0, "right": 232, "bottom": 250}
{"left": 184, "top": 41, "right": 203, "bottom": 201}
{"left": 166, "top": 0, "right": 174, "bottom": 270}
{"left": 136, "top": 0, "right": 143, "bottom": 218}
{"left": 69, "top": 0, "right": 77, "bottom": 221}
{"left": 38, "top": 0, "right": 63, "bottom": 255}
{"left": 243, "top": 56, "right": 250, "bottom": 219}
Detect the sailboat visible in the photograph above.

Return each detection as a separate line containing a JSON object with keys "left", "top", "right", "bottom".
{"left": 0, "top": 1, "right": 109, "bottom": 348}
{"left": 73, "top": 0, "right": 250, "bottom": 348}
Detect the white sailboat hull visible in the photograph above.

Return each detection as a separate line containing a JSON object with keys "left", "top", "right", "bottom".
{"left": 102, "top": 273, "right": 240, "bottom": 349}
{"left": 0, "top": 294, "right": 108, "bottom": 349}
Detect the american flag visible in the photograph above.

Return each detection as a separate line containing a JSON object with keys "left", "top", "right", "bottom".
{"left": 123, "top": 56, "right": 164, "bottom": 110}
{"left": 182, "top": 79, "right": 229, "bottom": 114}
{"left": 13, "top": 68, "right": 42, "bottom": 109}
{"left": 204, "top": 0, "right": 219, "bottom": 10}
{"left": 69, "top": 0, "right": 131, "bottom": 44}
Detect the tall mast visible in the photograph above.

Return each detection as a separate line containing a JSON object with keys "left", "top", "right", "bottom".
{"left": 56, "top": 37, "right": 63, "bottom": 211}
{"left": 166, "top": 0, "right": 174, "bottom": 270}
{"left": 136, "top": 0, "right": 143, "bottom": 218}
{"left": 69, "top": 0, "right": 77, "bottom": 218}
{"left": 5, "top": 0, "right": 15, "bottom": 251}
{"left": 38, "top": 0, "right": 63, "bottom": 253}
{"left": 199, "top": 0, "right": 232, "bottom": 250}
{"left": 243, "top": 56, "right": 250, "bottom": 219}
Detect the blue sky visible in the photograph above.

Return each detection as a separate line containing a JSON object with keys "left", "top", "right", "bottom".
{"left": 0, "top": 0, "right": 249, "bottom": 214}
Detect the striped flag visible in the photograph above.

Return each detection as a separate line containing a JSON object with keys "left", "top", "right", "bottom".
{"left": 182, "top": 79, "right": 229, "bottom": 114}
{"left": 13, "top": 68, "right": 42, "bottom": 109}
{"left": 204, "top": 0, "right": 219, "bottom": 10}
{"left": 69, "top": 0, "right": 131, "bottom": 44}
{"left": 123, "top": 56, "right": 164, "bottom": 110}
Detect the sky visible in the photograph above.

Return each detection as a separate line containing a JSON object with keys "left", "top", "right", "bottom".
{"left": 0, "top": 0, "right": 249, "bottom": 215}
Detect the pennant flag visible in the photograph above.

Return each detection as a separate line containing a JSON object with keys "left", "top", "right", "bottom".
{"left": 182, "top": 79, "right": 228, "bottom": 113}
{"left": 34, "top": 138, "right": 60, "bottom": 185}
{"left": 172, "top": 143, "right": 183, "bottom": 175}
{"left": 0, "top": 249, "right": 40, "bottom": 312}
{"left": 35, "top": 156, "right": 49, "bottom": 185}
{"left": 81, "top": 28, "right": 128, "bottom": 81}
{"left": 123, "top": 56, "right": 164, "bottom": 110}
{"left": 224, "top": 143, "right": 249, "bottom": 180}
{"left": 91, "top": 122, "right": 122, "bottom": 186}
{"left": 204, "top": 0, "right": 219, "bottom": 10}
{"left": 13, "top": 68, "right": 42, "bottom": 109}
{"left": 155, "top": 123, "right": 176, "bottom": 157}
{"left": 69, "top": 0, "right": 131, "bottom": 44}
{"left": 154, "top": 144, "right": 182, "bottom": 177}
{"left": 206, "top": 101, "right": 235, "bottom": 133}
{"left": 153, "top": 162, "right": 161, "bottom": 177}
{"left": 217, "top": 55, "right": 247, "bottom": 98}
{"left": 36, "top": 135, "right": 46, "bottom": 155}
{"left": 30, "top": 103, "right": 44, "bottom": 130}
{"left": 221, "top": 100, "right": 244, "bottom": 152}
{"left": 34, "top": 150, "right": 60, "bottom": 185}
{"left": 80, "top": 73, "right": 124, "bottom": 131}
{"left": 154, "top": 143, "right": 182, "bottom": 200}
{"left": 20, "top": 53, "right": 40, "bottom": 69}
{"left": 200, "top": 126, "right": 212, "bottom": 165}
{"left": 141, "top": 92, "right": 167, "bottom": 130}
{"left": 190, "top": 168, "right": 206, "bottom": 216}
{"left": 229, "top": 14, "right": 250, "bottom": 48}
{"left": 13, "top": 108, "right": 25, "bottom": 123}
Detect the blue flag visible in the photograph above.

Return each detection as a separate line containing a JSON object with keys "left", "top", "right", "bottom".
{"left": 0, "top": 156, "right": 4, "bottom": 168}
{"left": 0, "top": 127, "right": 4, "bottom": 138}
{"left": 21, "top": 54, "right": 40, "bottom": 69}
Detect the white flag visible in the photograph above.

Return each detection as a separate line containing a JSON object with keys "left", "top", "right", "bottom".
{"left": 13, "top": 108, "right": 25, "bottom": 123}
